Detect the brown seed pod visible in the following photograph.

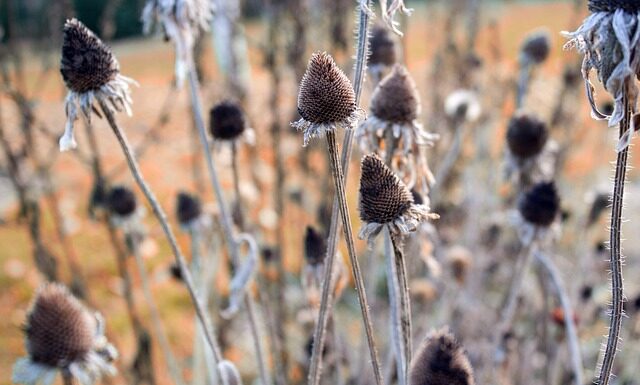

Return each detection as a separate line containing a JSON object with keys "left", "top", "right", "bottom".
{"left": 518, "top": 181, "right": 560, "bottom": 227}
{"left": 60, "top": 19, "right": 120, "bottom": 94}
{"left": 370, "top": 65, "right": 420, "bottom": 123}
{"left": 209, "top": 101, "right": 246, "bottom": 140}
{"left": 107, "top": 186, "right": 137, "bottom": 217}
{"left": 369, "top": 25, "right": 397, "bottom": 67}
{"left": 297, "top": 52, "right": 356, "bottom": 124}
{"left": 304, "top": 226, "right": 326, "bottom": 266}
{"left": 506, "top": 113, "right": 548, "bottom": 159}
{"left": 588, "top": 0, "right": 640, "bottom": 13}
{"left": 25, "top": 283, "right": 96, "bottom": 367}
{"left": 176, "top": 192, "right": 202, "bottom": 225}
{"left": 409, "top": 329, "right": 475, "bottom": 385}
{"left": 520, "top": 31, "right": 551, "bottom": 65}
{"left": 359, "top": 154, "right": 413, "bottom": 224}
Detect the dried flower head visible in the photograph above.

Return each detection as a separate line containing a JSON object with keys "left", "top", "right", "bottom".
{"left": 446, "top": 246, "right": 472, "bottom": 285}
{"left": 358, "top": 154, "right": 437, "bottom": 244}
{"left": 292, "top": 52, "right": 362, "bottom": 146}
{"left": 520, "top": 30, "right": 551, "bottom": 65}
{"left": 409, "top": 329, "right": 475, "bottom": 385}
{"left": 563, "top": 0, "right": 640, "bottom": 150}
{"left": 141, "top": 0, "right": 214, "bottom": 85}
{"left": 587, "top": 191, "right": 610, "bottom": 227}
{"left": 518, "top": 182, "right": 560, "bottom": 227}
{"left": 13, "top": 283, "right": 117, "bottom": 385}
{"left": 444, "top": 89, "right": 482, "bottom": 123}
{"left": 60, "top": 19, "right": 135, "bottom": 152}
{"left": 304, "top": 226, "right": 326, "bottom": 266}
{"left": 506, "top": 113, "right": 549, "bottom": 159}
{"left": 209, "top": 101, "right": 246, "bottom": 140}
{"left": 369, "top": 25, "right": 397, "bottom": 68}
{"left": 176, "top": 192, "right": 202, "bottom": 226}
{"left": 371, "top": 65, "right": 420, "bottom": 123}
{"left": 107, "top": 186, "right": 137, "bottom": 218}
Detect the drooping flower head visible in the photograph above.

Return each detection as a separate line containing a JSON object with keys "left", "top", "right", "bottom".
{"left": 141, "top": 0, "right": 214, "bottom": 85}
{"left": 13, "top": 283, "right": 117, "bottom": 385}
{"left": 358, "top": 154, "right": 437, "bottom": 244}
{"left": 409, "top": 329, "right": 475, "bottom": 385}
{"left": 292, "top": 52, "right": 362, "bottom": 146}
{"left": 59, "top": 19, "right": 136, "bottom": 152}
{"left": 563, "top": 0, "right": 640, "bottom": 150}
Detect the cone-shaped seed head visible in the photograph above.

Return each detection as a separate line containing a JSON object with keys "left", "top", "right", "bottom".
{"left": 61, "top": 19, "right": 120, "bottom": 94}
{"left": 588, "top": 0, "right": 640, "bottom": 13}
{"left": 409, "top": 329, "right": 475, "bottom": 385}
{"left": 176, "top": 192, "right": 201, "bottom": 225}
{"left": 209, "top": 101, "right": 246, "bottom": 140}
{"left": 369, "top": 26, "right": 397, "bottom": 66}
{"left": 521, "top": 31, "right": 551, "bottom": 64}
{"left": 506, "top": 113, "right": 548, "bottom": 159}
{"left": 107, "top": 186, "right": 137, "bottom": 217}
{"left": 25, "top": 283, "right": 96, "bottom": 367}
{"left": 297, "top": 52, "right": 356, "bottom": 124}
{"left": 370, "top": 65, "right": 420, "bottom": 123}
{"left": 359, "top": 154, "right": 414, "bottom": 224}
{"left": 518, "top": 181, "right": 560, "bottom": 227}
{"left": 304, "top": 226, "right": 326, "bottom": 266}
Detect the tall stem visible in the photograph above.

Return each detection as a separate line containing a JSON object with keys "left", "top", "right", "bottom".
{"left": 383, "top": 232, "right": 405, "bottom": 385}
{"left": 389, "top": 234, "right": 412, "bottom": 385}
{"left": 308, "top": 2, "right": 371, "bottom": 383}
{"left": 98, "top": 100, "right": 224, "bottom": 369}
{"left": 325, "top": 130, "right": 382, "bottom": 383}
{"left": 597, "top": 95, "right": 630, "bottom": 385}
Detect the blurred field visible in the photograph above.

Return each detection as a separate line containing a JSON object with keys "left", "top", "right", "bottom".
{"left": 2, "top": 1, "right": 640, "bottom": 384}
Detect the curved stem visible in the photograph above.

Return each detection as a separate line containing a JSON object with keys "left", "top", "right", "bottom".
{"left": 597, "top": 95, "right": 630, "bottom": 385}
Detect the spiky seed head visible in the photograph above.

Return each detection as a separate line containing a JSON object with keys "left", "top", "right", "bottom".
{"left": 107, "top": 186, "right": 137, "bottom": 217}
{"left": 410, "top": 329, "right": 476, "bottom": 385}
{"left": 370, "top": 65, "right": 421, "bottom": 123}
{"left": 369, "top": 25, "right": 397, "bottom": 66}
{"left": 209, "top": 101, "right": 246, "bottom": 140}
{"left": 297, "top": 52, "right": 356, "bottom": 124}
{"left": 506, "top": 113, "right": 548, "bottom": 159}
{"left": 359, "top": 154, "right": 414, "bottom": 224}
{"left": 518, "top": 182, "right": 560, "bottom": 227}
{"left": 61, "top": 19, "right": 120, "bottom": 94}
{"left": 520, "top": 31, "right": 551, "bottom": 64}
{"left": 588, "top": 0, "right": 640, "bottom": 13}
{"left": 304, "top": 226, "right": 326, "bottom": 266}
{"left": 176, "top": 192, "right": 201, "bottom": 225}
{"left": 24, "top": 283, "right": 96, "bottom": 367}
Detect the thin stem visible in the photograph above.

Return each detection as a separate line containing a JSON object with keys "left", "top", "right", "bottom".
{"left": 516, "top": 62, "right": 531, "bottom": 109}
{"left": 384, "top": 231, "right": 405, "bottom": 385}
{"left": 231, "top": 141, "right": 245, "bottom": 228}
{"left": 597, "top": 94, "right": 630, "bottom": 385}
{"left": 98, "top": 99, "right": 224, "bottom": 368}
{"left": 308, "top": 2, "right": 371, "bottom": 383}
{"left": 325, "top": 130, "right": 382, "bottom": 384}
{"left": 390, "top": 235, "right": 412, "bottom": 385}
{"left": 432, "top": 121, "right": 466, "bottom": 204}
{"left": 535, "top": 251, "right": 583, "bottom": 385}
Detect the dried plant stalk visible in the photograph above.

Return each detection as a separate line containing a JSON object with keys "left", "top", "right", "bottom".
{"left": 389, "top": 234, "right": 412, "bottom": 385}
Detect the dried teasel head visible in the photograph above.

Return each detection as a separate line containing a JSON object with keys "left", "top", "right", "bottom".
{"left": 176, "top": 192, "right": 202, "bottom": 226}
{"left": 520, "top": 29, "right": 551, "bottom": 65}
{"left": 107, "top": 186, "right": 137, "bottom": 218}
{"left": 506, "top": 112, "right": 549, "bottom": 159}
{"left": 209, "top": 101, "right": 246, "bottom": 141}
{"left": 369, "top": 25, "right": 397, "bottom": 68}
{"left": 370, "top": 65, "right": 420, "bottom": 124}
{"left": 292, "top": 52, "right": 361, "bottom": 146}
{"left": 409, "top": 328, "right": 476, "bottom": 385}
{"left": 304, "top": 226, "right": 326, "bottom": 266}
{"left": 588, "top": 0, "right": 640, "bottom": 13}
{"left": 518, "top": 181, "right": 560, "bottom": 227}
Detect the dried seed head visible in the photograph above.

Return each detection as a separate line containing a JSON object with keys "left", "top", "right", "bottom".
{"left": 369, "top": 25, "right": 397, "bottom": 67}
{"left": 107, "top": 186, "right": 137, "bottom": 217}
{"left": 370, "top": 65, "right": 420, "bottom": 123}
{"left": 506, "top": 113, "right": 548, "bottom": 159}
{"left": 176, "top": 192, "right": 202, "bottom": 225}
{"left": 304, "top": 226, "right": 326, "bottom": 266}
{"left": 61, "top": 19, "right": 120, "bottom": 94}
{"left": 297, "top": 52, "right": 356, "bottom": 124}
{"left": 209, "top": 101, "right": 246, "bottom": 141}
{"left": 588, "top": 0, "right": 640, "bottom": 13}
{"left": 518, "top": 181, "right": 560, "bottom": 227}
{"left": 25, "top": 283, "right": 96, "bottom": 367}
{"left": 587, "top": 192, "right": 610, "bottom": 227}
{"left": 446, "top": 246, "right": 472, "bottom": 285}
{"left": 520, "top": 30, "right": 551, "bottom": 65}
{"left": 410, "top": 329, "right": 475, "bottom": 385}
{"left": 359, "top": 154, "right": 413, "bottom": 224}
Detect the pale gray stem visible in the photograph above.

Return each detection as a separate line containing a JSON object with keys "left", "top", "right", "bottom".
{"left": 534, "top": 251, "right": 583, "bottom": 385}
{"left": 98, "top": 100, "right": 225, "bottom": 371}
{"left": 325, "top": 129, "right": 382, "bottom": 384}
{"left": 308, "top": 2, "right": 372, "bottom": 383}
{"left": 389, "top": 233, "right": 412, "bottom": 384}
{"left": 384, "top": 231, "right": 406, "bottom": 385}
{"left": 516, "top": 62, "right": 531, "bottom": 109}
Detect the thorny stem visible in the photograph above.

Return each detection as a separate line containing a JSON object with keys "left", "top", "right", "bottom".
{"left": 97, "top": 99, "right": 225, "bottom": 372}
{"left": 325, "top": 130, "right": 383, "bottom": 384}
{"left": 186, "top": 65, "right": 270, "bottom": 385}
{"left": 308, "top": 2, "right": 372, "bottom": 384}
{"left": 389, "top": 234, "right": 412, "bottom": 385}
{"left": 535, "top": 251, "right": 583, "bottom": 385}
{"left": 597, "top": 95, "right": 630, "bottom": 385}
{"left": 129, "top": 233, "right": 186, "bottom": 385}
